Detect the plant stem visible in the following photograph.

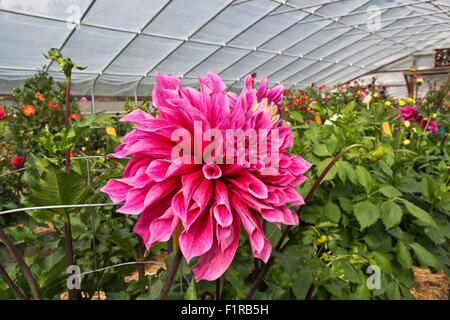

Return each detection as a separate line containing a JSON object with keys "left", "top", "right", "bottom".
{"left": 216, "top": 275, "right": 225, "bottom": 300}
{"left": 245, "top": 144, "right": 366, "bottom": 300}
{"left": 0, "top": 227, "right": 40, "bottom": 299}
{"left": 158, "top": 249, "right": 183, "bottom": 300}
{"left": 137, "top": 239, "right": 146, "bottom": 294}
{"left": 0, "top": 263, "right": 26, "bottom": 300}
{"left": 62, "top": 77, "right": 76, "bottom": 300}
{"left": 65, "top": 77, "right": 71, "bottom": 172}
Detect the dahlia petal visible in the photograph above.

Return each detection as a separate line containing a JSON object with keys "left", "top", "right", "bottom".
{"left": 144, "top": 177, "right": 180, "bottom": 208}
{"left": 119, "top": 109, "right": 154, "bottom": 125}
{"left": 213, "top": 204, "right": 233, "bottom": 227}
{"left": 117, "top": 186, "right": 149, "bottom": 215}
{"left": 100, "top": 179, "right": 132, "bottom": 203}
{"left": 289, "top": 156, "right": 313, "bottom": 176}
{"left": 133, "top": 194, "right": 174, "bottom": 248}
{"left": 148, "top": 208, "right": 179, "bottom": 248}
{"left": 179, "top": 210, "right": 213, "bottom": 262}
{"left": 192, "top": 218, "right": 240, "bottom": 281}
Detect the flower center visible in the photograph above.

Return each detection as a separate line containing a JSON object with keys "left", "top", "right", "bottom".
{"left": 202, "top": 163, "right": 222, "bottom": 180}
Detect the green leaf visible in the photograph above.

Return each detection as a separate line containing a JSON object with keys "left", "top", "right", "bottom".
{"left": 378, "top": 186, "right": 402, "bottom": 198}
{"left": 353, "top": 200, "right": 380, "bottom": 230}
{"left": 380, "top": 200, "right": 403, "bottom": 229}
{"left": 369, "top": 251, "right": 392, "bottom": 273}
{"left": 424, "top": 227, "right": 446, "bottom": 245}
{"left": 356, "top": 166, "right": 371, "bottom": 191}
{"left": 394, "top": 241, "right": 412, "bottom": 269}
{"left": 397, "top": 176, "right": 421, "bottom": 193}
{"left": 421, "top": 175, "right": 436, "bottom": 202}
{"left": 343, "top": 261, "right": 361, "bottom": 283}
{"left": 409, "top": 242, "right": 440, "bottom": 269}
{"left": 289, "top": 111, "right": 304, "bottom": 122}
{"left": 386, "top": 281, "right": 401, "bottom": 300}
{"left": 29, "top": 163, "right": 90, "bottom": 215}
{"left": 312, "top": 144, "right": 330, "bottom": 157}
{"left": 292, "top": 268, "right": 313, "bottom": 299}
{"left": 316, "top": 158, "right": 338, "bottom": 181}
{"left": 185, "top": 278, "right": 198, "bottom": 300}
{"left": 324, "top": 200, "right": 341, "bottom": 223}
{"left": 402, "top": 201, "right": 437, "bottom": 228}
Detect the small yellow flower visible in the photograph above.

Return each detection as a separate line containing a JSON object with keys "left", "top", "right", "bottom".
{"left": 84, "top": 137, "right": 89, "bottom": 142}
{"left": 96, "top": 149, "right": 101, "bottom": 154}
{"left": 410, "top": 67, "right": 416, "bottom": 72}
{"left": 416, "top": 78, "right": 424, "bottom": 86}
{"left": 398, "top": 99, "right": 405, "bottom": 106}
{"left": 105, "top": 127, "right": 117, "bottom": 137}
{"left": 412, "top": 127, "right": 417, "bottom": 133}
{"left": 404, "top": 120, "right": 410, "bottom": 128}
{"left": 81, "top": 147, "right": 86, "bottom": 151}
{"left": 431, "top": 113, "right": 437, "bottom": 119}
{"left": 373, "top": 92, "right": 379, "bottom": 98}
{"left": 403, "top": 139, "right": 411, "bottom": 146}
{"left": 406, "top": 98, "right": 415, "bottom": 105}
{"left": 385, "top": 101, "right": 391, "bottom": 107}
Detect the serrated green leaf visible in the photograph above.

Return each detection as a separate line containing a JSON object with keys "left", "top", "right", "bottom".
{"left": 409, "top": 242, "right": 440, "bottom": 269}
{"left": 380, "top": 200, "right": 403, "bottom": 229}
{"left": 403, "top": 201, "right": 437, "bottom": 229}
{"left": 324, "top": 200, "right": 341, "bottom": 223}
{"left": 292, "top": 268, "right": 313, "bottom": 299}
{"left": 353, "top": 200, "right": 380, "bottom": 230}
{"left": 378, "top": 186, "right": 402, "bottom": 198}
{"left": 312, "top": 144, "right": 330, "bottom": 157}
{"left": 29, "top": 163, "right": 90, "bottom": 215}
{"left": 395, "top": 241, "right": 412, "bottom": 269}
{"left": 356, "top": 166, "right": 371, "bottom": 191}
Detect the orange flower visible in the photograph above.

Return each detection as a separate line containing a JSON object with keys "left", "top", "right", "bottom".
{"left": 315, "top": 115, "right": 322, "bottom": 125}
{"left": 23, "top": 105, "right": 35, "bottom": 116}
{"left": 36, "top": 93, "right": 45, "bottom": 101}
{"left": 70, "top": 113, "right": 80, "bottom": 121}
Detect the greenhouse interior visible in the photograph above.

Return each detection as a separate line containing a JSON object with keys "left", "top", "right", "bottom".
{"left": 0, "top": 0, "right": 449, "bottom": 302}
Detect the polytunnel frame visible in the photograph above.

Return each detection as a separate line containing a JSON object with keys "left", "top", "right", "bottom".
{"left": 0, "top": 0, "right": 449, "bottom": 107}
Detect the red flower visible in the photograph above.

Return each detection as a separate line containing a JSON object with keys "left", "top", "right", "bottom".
{"left": 23, "top": 105, "right": 36, "bottom": 116}
{"left": 10, "top": 156, "right": 25, "bottom": 168}
{"left": 251, "top": 79, "right": 255, "bottom": 88}
{"left": 0, "top": 106, "right": 5, "bottom": 120}
{"left": 48, "top": 102, "right": 60, "bottom": 110}
{"left": 251, "top": 72, "right": 257, "bottom": 78}
{"left": 70, "top": 113, "right": 80, "bottom": 121}
{"left": 36, "top": 93, "right": 45, "bottom": 101}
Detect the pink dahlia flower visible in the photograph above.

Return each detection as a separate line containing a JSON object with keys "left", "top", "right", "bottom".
{"left": 416, "top": 115, "right": 438, "bottom": 132}
{"left": 101, "top": 72, "right": 312, "bottom": 281}
{"left": 394, "top": 106, "right": 418, "bottom": 123}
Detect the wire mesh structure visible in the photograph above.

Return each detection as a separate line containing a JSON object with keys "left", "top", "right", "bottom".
{"left": 0, "top": 0, "right": 449, "bottom": 102}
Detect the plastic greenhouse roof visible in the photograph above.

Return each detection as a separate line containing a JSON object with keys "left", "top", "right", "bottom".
{"left": 0, "top": 0, "right": 449, "bottom": 102}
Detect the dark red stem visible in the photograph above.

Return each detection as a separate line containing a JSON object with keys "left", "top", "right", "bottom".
{"left": 0, "top": 227, "right": 40, "bottom": 299}
{"left": 0, "top": 263, "right": 26, "bottom": 300}
{"left": 158, "top": 249, "right": 183, "bottom": 300}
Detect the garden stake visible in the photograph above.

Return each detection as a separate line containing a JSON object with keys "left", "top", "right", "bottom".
{"left": 0, "top": 227, "right": 40, "bottom": 300}
{"left": 158, "top": 249, "right": 183, "bottom": 300}
{"left": 245, "top": 144, "right": 367, "bottom": 300}
{"left": 0, "top": 263, "right": 26, "bottom": 300}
